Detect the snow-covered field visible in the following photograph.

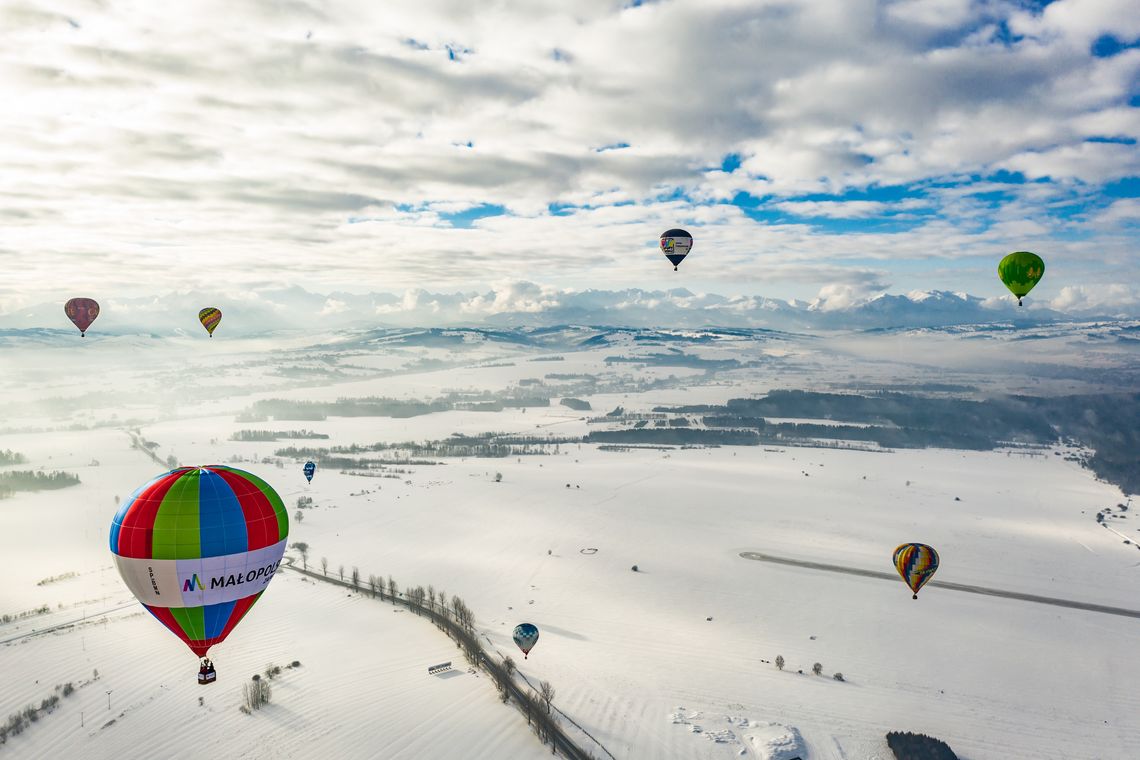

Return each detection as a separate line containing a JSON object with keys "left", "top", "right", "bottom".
{"left": 2, "top": 325, "right": 1138, "bottom": 759}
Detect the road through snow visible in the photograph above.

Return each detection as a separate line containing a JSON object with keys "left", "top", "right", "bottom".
{"left": 740, "top": 551, "right": 1140, "bottom": 619}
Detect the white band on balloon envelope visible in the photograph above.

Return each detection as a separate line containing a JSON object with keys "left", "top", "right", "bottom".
{"left": 112, "top": 539, "right": 287, "bottom": 608}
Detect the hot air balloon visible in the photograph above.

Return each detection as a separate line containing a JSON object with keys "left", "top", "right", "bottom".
{"left": 64, "top": 298, "right": 100, "bottom": 337}
{"left": 512, "top": 623, "right": 539, "bottom": 659}
{"left": 199, "top": 307, "right": 222, "bottom": 337}
{"left": 110, "top": 466, "right": 289, "bottom": 682}
{"left": 303, "top": 462, "right": 316, "bottom": 483}
{"left": 998, "top": 251, "right": 1045, "bottom": 306}
{"left": 893, "top": 543, "right": 939, "bottom": 600}
{"left": 660, "top": 229, "right": 693, "bottom": 271}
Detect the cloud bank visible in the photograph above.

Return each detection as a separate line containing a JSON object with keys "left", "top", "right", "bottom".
{"left": 1, "top": 0, "right": 1136, "bottom": 311}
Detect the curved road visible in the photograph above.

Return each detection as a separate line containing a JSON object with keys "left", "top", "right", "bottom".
{"left": 740, "top": 551, "right": 1140, "bottom": 619}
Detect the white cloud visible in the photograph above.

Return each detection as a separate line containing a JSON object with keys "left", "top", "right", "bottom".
{"left": 0, "top": 0, "right": 1135, "bottom": 310}
{"left": 1051, "top": 284, "right": 1140, "bottom": 313}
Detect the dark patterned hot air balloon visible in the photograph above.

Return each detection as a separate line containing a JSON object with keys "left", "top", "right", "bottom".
{"left": 64, "top": 298, "right": 100, "bottom": 337}
{"left": 659, "top": 229, "right": 693, "bottom": 271}
{"left": 303, "top": 461, "right": 316, "bottom": 483}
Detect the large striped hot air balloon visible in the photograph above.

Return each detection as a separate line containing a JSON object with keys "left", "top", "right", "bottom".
{"left": 892, "top": 543, "right": 939, "bottom": 600}
{"left": 110, "top": 466, "right": 288, "bottom": 681}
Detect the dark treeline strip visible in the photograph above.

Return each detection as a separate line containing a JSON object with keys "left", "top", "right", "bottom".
{"left": 243, "top": 394, "right": 553, "bottom": 421}
{"left": 0, "top": 470, "right": 81, "bottom": 496}
{"left": 662, "top": 389, "right": 1140, "bottom": 493}
{"left": 1022, "top": 393, "right": 1140, "bottom": 495}
{"left": 0, "top": 449, "right": 27, "bottom": 465}
{"left": 886, "top": 730, "right": 959, "bottom": 759}
{"left": 587, "top": 428, "right": 760, "bottom": 446}
{"left": 604, "top": 353, "right": 742, "bottom": 370}
{"left": 701, "top": 417, "right": 994, "bottom": 450}
{"left": 662, "top": 389, "right": 1054, "bottom": 443}
{"left": 277, "top": 434, "right": 570, "bottom": 462}
{"left": 229, "top": 429, "right": 330, "bottom": 442}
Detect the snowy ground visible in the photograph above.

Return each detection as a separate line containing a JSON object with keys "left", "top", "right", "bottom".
{"left": 2, "top": 325, "right": 1138, "bottom": 759}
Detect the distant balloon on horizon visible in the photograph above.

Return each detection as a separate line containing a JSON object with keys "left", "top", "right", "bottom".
{"left": 660, "top": 229, "right": 693, "bottom": 271}
{"left": 199, "top": 307, "right": 222, "bottom": 337}
{"left": 64, "top": 297, "right": 100, "bottom": 337}
{"left": 998, "top": 251, "right": 1045, "bottom": 307}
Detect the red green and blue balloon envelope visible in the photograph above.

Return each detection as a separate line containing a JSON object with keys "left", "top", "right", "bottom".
{"left": 893, "top": 543, "right": 939, "bottom": 600}
{"left": 303, "top": 461, "right": 315, "bottom": 483}
{"left": 660, "top": 229, "right": 693, "bottom": 271}
{"left": 513, "top": 623, "right": 539, "bottom": 659}
{"left": 998, "top": 251, "right": 1045, "bottom": 306}
{"left": 109, "top": 466, "right": 289, "bottom": 664}
{"left": 64, "top": 298, "right": 100, "bottom": 336}
{"left": 199, "top": 307, "right": 222, "bottom": 337}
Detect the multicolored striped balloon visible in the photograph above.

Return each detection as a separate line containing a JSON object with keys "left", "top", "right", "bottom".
{"left": 110, "top": 466, "right": 288, "bottom": 658}
{"left": 198, "top": 307, "right": 222, "bottom": 337}
{"left": 893, "top": 543, "right": 939, "bottom": 600}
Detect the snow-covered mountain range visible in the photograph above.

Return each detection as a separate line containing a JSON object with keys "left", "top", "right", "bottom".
{"left": 1, "top": 282, "right": 1133, "bottom": 338}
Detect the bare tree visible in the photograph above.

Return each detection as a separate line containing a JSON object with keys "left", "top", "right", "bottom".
{"left": 368, "top": 574, "right": 379, "bottom": 598}
{"left": 387, "top": 576, "right": 398, "bottom": 604}
{"left": 427, "top": 585, "right": 436, "bottom": 611}
{"left": 351, "top": 566, "right": 360, "bottom": 587}
{"left": 812, "top": 662, "right": 823, "bottom": 676}
{"left": 320, "top": 556, "right": 328, "bottom": 576}
{"left": 338, "top": 564, "right": 344, "bottom": 581}
{"left": 242, "top": 677, "right": 272, "bottom": 711}
{"left": 294, "top": 509, "right": 303, "bottom": 524}
{"left": 539, "top": 680, "right": 555, "bottom": 715}
{"left": 502, "top": 656, "right": 516, "bottom": 680}
{"left": 775, "top": 655, "right": 785, "bottom": 671}
{"left": 292, "top": 542, "right": 310, "bottom": 571}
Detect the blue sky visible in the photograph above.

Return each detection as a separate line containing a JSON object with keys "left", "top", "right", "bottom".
{"left": 1, "top": 0, "right": 1137, "bottom": 316}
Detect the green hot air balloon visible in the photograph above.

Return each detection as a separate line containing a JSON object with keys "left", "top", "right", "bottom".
{"left": 998, "top": 251, "right": 1045, "bottom": 306}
